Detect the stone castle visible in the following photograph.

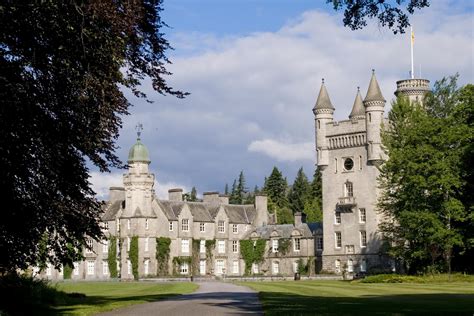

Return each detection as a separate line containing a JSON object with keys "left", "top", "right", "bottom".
{"left": 40, "top": 71, "right": 429, "bottom": 280}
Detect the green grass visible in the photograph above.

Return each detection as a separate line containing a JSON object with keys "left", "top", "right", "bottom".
{"left": 239, "top": 280, "right": 474, "bottom": 315}
{"left": 54, "top": 281, "right": 198, "bottom": 315}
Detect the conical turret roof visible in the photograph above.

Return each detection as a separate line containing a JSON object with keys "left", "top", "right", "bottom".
{"left": 313, "top": 79, "right": 335, "bottom": 112}
{"left": 364, "top": 70, "right": 386, "bottom": 103}
{"left": 349, "top": 88, "right": 365, "bottom": 119}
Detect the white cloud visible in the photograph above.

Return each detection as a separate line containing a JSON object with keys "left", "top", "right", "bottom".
{"left": 248, "top": 139, "right": 314, "bottom": 162}
{"left": 89, "top": 171, "right": 189, "bottom": 200}
{"left": 115, "top": 1, "right": 473, "bottom": 189}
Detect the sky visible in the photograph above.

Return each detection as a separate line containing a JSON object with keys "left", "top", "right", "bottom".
{"left": 89, "top": 0, "right": 474, "bottom": 199}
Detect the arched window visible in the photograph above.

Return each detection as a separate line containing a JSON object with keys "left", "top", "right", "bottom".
{"left": 318, "top": 120, "right": 320, "bottom": 129}
{"left": 369, "top": 113, "right": 372, "bottom": 122}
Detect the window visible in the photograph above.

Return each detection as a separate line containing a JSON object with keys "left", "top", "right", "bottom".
{"left": 369, "top": 113, "right": 372, "bottom": 122}
{"left": 335, "top": 259, "right": 341, "bottom": 273}
{"left": 200, "top": 260, "right": 206, "bottom": 275}
{"left": 102, "top": 240, "right": 108, "bottom": 253}
{"left": 232, "top": 224, "right": 238, "bottom": 234}
{"left": 272, "top": 261, "right": 279, "bottom": 274}
{"left": 103, "top": 261, "right": 109, "bottom": 275}
{"left": 293, "top": 261, "right": 298, "bottom": 273}
{"left": 127, "top": 219, "right": 131, "bottom": 230}
{"left": 344, "top": 158, "right": 354, "bottom": 171}
{"left": 145, "top": 218, "right": 149, "bottom": 230}
{"left": 335, "top": 232, "right": 342, "bottom": 248}
{"left": 232, "top": 240, "right": 238, "bottom": 253}
{"left": 127, "top": 260, "right": 131, "bottom": 275}
{"left": 144, "top": 259, "right": 149, "bottom": 275}
{"left": 232, "top": 260, "right": 239, "bottom": 274}
{"left": 87, "top": 261, "right": 95, "bottom": 275}
{"left": 346, "top": 245, "right": 355, "bottom": 254}
{"left": 316, "top": 237, "right": 323, "bottom": 250}
{"left": 293, "top": 238, "right": 301, "bottom": 251}
{"left": 360, "top": 231, "right": 367, "bottom": 247}
{"left": 117, "top": 219, "right": 120, "bottom": 232}
{"left": 181, "top": 239, "right": 190, "bottom": 253}
{"left": 360, "top": 259, "right": 367, "bottom": 272}
{"left": 348, "top": 259, "right": 354, "bottom": 272}
{"left": 86, "top": 239, "right": 93, "bottom": 253}
{"left": 218, "top": 220, "right": 225, "bottom": 233}
{"left": 169, "top": 221, "right": 174, "bottom": 231}
{"left": 200, "top": 240, "right": 206, "bottom": 253}
{"left": 344, "top": 182, "right": 353, "bottom": 197}
{"left": 180, "top": 262, "right": 189, "bottom": 275}
{"left": 272, "top": 239, "right": 279, "bottom": 253}
{"left": 335, "top": 212, "right": 341, "bottom": 224}
{"left": 103, "top": 222, "right": 109, "bottom": 230}
{"left": 252, "top": 263, "right": 259, "bottom": 274}
{"left": 73, "top": 262, "right": 79, "bottom": 276}
{"left": 200, "top": 222, "right": 205, "bottom": 232}
{"left": 216, "top": 259, "right": 225, "bottom": 274}
{"left": 144, "top": 237, "right": 149, "bottom": 252}
{"left": 218, "top": 240, "right": 225, "bottom": 254}
{"left": 335, "top": 158, "right": 338, "bottom": 173}
{"left": 359, "top": 208, "right": 366, "bottom": 223}
{"left": 181, "top": 219, "right": 189, "bottom": 231}
{"left": 127, "top": 237, "right": 131, "bottom": 252}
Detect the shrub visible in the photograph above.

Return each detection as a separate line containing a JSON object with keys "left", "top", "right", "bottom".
{"left": 358, "top": 273, "right": 474, "bottom": 283}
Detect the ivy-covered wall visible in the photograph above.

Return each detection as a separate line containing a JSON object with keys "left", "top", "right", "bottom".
{"left": 108, "top": 236, "right": 118, "bottom": 278}
{"left": 240, "top": 239, "right": 266, "bottom": 275}
{"left": 156, "top": 237, "right": 171, "bottom": 276}
{"left": 129, "top": 236, "right": 139, "bottom": 280}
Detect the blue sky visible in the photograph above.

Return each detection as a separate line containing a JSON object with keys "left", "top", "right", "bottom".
{"left": 90, "top": 0, "right": 474, "bottom": 199}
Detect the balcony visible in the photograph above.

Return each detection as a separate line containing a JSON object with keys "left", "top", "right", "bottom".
{"left": 337, "top": 196, "right": 356, "bottom": 210}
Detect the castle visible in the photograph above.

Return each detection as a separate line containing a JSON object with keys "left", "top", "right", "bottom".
{"left": 313, "top": 71, "right": 429, "bottom": 273}
{"left": 39, "top": 71, "right": 429, "bottom": 280}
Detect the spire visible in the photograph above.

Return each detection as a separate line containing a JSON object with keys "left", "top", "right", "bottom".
{"left": 313, "top": 78, "right": 335, "bottom": 113}
{"left": 349, "top": 87, "right": 365, "bottom": 119}
{"left": 364, "top": 70, "right": 386, "bottom": 104}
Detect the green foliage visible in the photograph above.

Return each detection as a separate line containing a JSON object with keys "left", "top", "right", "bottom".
{"left": 359, "top": 273, "right": 474, "bottom": 284}
{"left": 296, "top": 258, "right": 307, "bottom": 275}
{"left": 240, "top": 239, "right": 266, "bottom": 275}
{"left": 304, "top": 167, "right": 323, "bottom": 223}
{"left": 172, "top": 257, "right": 192, "bottom": 276}
{"left": 184, "top": 187, "right": 198, "bottom": 202}
{"left": 63, "top": 263, "right": 73, "bottom": 279}
{"left": 327, "top": 0, "right": 430, "bottom": 34}
{"left": 205, "top": 239, "right": 216, "bottom": 261}
{"left": 269, "top": 238, "right": 291, "bottom": 256}
{"left": 264, "top": 167, "right": 293, "bottom": 224}
{"left": 288, "top": 167, "right": 310, "bottom": 213}
{"left": 156, "top": 237, "right": 171, "bottom": 276}
{"left": 129, "top": 236, "right": 139, "bottom": 280}
{"left": 108, "top": 236, "right": 118, "bottom": 278}
{"left": 379, "top": 76, "right": 472, "bottom": 274}
{"left": 191, "top": 239, "right": 201, "bottom": 276}
{"left": 230, "top": 171, "right": 248, "bottom": 204}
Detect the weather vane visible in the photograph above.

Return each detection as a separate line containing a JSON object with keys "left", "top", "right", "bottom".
{"left": 135, "top": 123, "right": 143, "bottom": 139}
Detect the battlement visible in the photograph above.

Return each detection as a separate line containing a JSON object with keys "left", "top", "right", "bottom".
{"left": 395, "top": 78, "right": 430, "bottom": 96}
{"left": 326, "top": 119, "right": 366, "bottom": 137}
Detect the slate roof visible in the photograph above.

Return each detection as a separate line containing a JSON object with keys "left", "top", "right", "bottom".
{"left": 349, "top": 88, "right": 365, "bottom": 119}
{"left": 102, "top": 200, "right": 124, "bottom": 221}
{"left": 223, "top": 205, "right": 256, "bottom": 224}
{"left": 248, "top": 223, "right": 316, "bottom": 239}
{"left": 313, "top": 80, "right": 335, "bottom": 112}
{"left": 364, "top": 71, "right": 386, "bottom": 103}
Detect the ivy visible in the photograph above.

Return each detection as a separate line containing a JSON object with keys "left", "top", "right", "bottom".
{"left": 63, "top": 263, "right": 73, "bottom": 279}
{"left": 172, "top": 256, "right": 192, "bottom": 276}
{"left": 156, "top": 237, "right": 171, "bottom": 276}
{"left": 205, "top": 239, "right": 216, "bottom": 261}
{"left": 240, "top": 239, "right": 266, "bottom": 275}
{"left": 129, "top": 236, "right": 139, "bottom": 280}
{"left": 192, "top": 239, "right": 201, "bottom": 276}
{"left": 108, "top": 236, "right": 118, "bottom": 278}
{"left": 268, "top": 238, "right": 291, "bottom": 256}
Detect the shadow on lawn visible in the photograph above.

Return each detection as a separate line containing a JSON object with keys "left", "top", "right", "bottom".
{"left": 258, "top": 292, "right": 474, "bottom": 316}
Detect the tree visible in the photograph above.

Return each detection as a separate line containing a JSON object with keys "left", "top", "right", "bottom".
{"left": 288, "top": 167, "right": 311, "bottom": 213}
{"left": 224, "top": 183, "right": 229, "bottom": 195}
{"left": 304, "top": 167, "right": 323, "bottom": 223}
{"left": 378, "top": 76, "right": 471, "bottom": 274}
{"left": 0, "top": 1, "right": 186, "bottom": 272}
{"left": 327, "top": 0, "right": 430, "bottom": 34}
{"left": 264, "top": 167, "right": 292, "bottom": 224}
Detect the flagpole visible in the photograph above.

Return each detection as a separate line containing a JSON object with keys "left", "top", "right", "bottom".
{"left": 410, "top": 26, "right": 414, "bottom": 79}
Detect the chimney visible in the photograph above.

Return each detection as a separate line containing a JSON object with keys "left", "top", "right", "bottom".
{"left": 254, "top": 194, "right": 269, "bottom": 227}
{"left": 294, "top": 212, "right": 306, "bottom": 226}
{"left": 168, "top": 188, "right": 183, "bottom": 201}
{"left": 109, "top": 187, "right": 125, "bottom": 202}
{"left": 219, "top": 194, "right": 229, "bottom": 205}
{"left": 203, "top": 191, "right": 220, "bottom": 203}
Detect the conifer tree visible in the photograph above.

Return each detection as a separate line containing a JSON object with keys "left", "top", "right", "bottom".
{"left": 288, "top": 167, "right": 311, "bottom": 213}
{"left": 264, "top": 167, "right": 292, "bottom": 224}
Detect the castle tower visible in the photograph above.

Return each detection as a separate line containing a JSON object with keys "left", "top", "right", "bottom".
{"left": 313, "top": 79, "right": 335, "bottom": 169}
{"left": 363, "top": 70, "right": 386, "bottom": 163}
{"left": 349, "top": 87, "right": 365, "bottom": 120}
{"left": 394, "top": 78, "right": 430, "bottom": 105}
{"left": 122, "top": 131, "right": 155, "bottom": 219}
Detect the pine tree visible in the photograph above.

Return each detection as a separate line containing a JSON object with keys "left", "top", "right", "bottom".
{"left": 288, "top": 167, "right": 311, "bottom": 213}
{"left": 229, "top": 179, "right": 238, "bottom": 204}
{"left": 190, "top": 187, "right": 197, "bottom": 202}
{"left": 224, "top": 183, "right": 229, "bottom": 195}
{"left": 263, "top": 167, "right": 291, "bottom": 224}
{"left": 303, "top": 167, "right": 323, "bottom": 223}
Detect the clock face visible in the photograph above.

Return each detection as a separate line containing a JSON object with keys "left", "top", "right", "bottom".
{"left": 344, "top": 158, "right": 354, "bottom": 171}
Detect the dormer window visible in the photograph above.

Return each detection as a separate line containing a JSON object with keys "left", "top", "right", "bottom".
{"left": 181, "top": 219, "right": 189, "bottom": 232}
{"left": 218, "top": 220, "right": 225, "bottom": 233}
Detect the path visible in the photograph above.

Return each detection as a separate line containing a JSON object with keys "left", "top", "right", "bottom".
{"left": 98, "top": 281, "right": 263, "bottom": 316}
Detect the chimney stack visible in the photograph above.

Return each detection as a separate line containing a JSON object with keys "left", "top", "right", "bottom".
{"left": 219, "top": 194, "right": 229, "bottom": 205}
{"left": 203, "top": 191, "right": 220, "bottom": 204}
{"left": 294, "top": 212, "right": 306, "bottom": 226}
{"left": 254, "top": 194, "right": 269, "bottom": 227}
{"left": 109, "top": 187, "right": 125, "bottom": 202}
{"left": 168, "top": 188, "right": 183, "bottom": 201}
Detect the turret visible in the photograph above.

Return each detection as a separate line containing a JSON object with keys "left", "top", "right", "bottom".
{"left": 349, "top": 87, "right": 365, "bottom": 120}
{"left": 395, "top": 78, "right": 430, "bottom": 105}
{"left": 122, "top": 127, "right": 155, "bottom": 218}
{"left": 363, "top": 70, "right": 386, "bottom": 163}
{"left": 313, "top": 79, "right": 334, "bottom": 168}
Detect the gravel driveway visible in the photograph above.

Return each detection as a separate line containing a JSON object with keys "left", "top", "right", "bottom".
{"left": 97, "top": 281, "right": 263, "bottom": 316}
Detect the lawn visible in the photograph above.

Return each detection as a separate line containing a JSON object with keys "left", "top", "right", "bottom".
{"left": 240, "top": 280, "right": 474, "bottom": 315}
{"left": 54, "top": 281, "right": 198, "bottom": 315}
